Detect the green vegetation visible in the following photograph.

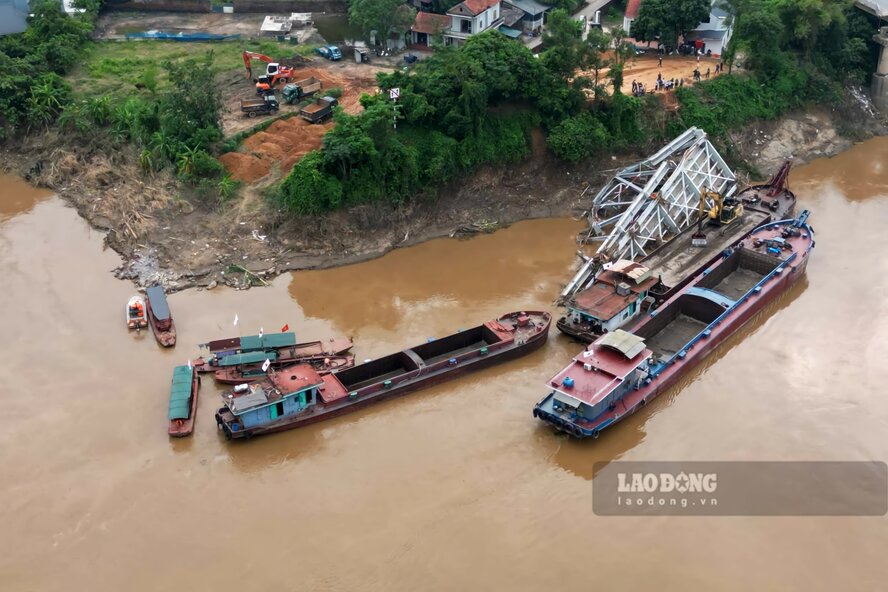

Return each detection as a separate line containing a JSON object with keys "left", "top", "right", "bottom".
{"left": 0, "top": 0, "right": 100, "bottom": 136}
{"left": 348, "top": 0, "right": 416, "bottom": 44}
{"left": 68, "top": 39, "right": 313, "bottom": 99}
{"left": 631, "top": 0, "right": 711, "bottom": 48}
{"left": 277, "top": 32, "right": 565, "bottom": 214}
{"left": 3, "top": 0, "right": 880, "bottom": 222}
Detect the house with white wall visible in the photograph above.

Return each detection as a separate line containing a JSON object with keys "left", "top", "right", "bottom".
{"left": 684, "top": 2, "right": 733, "bottom": 57}
{"left": 444, "top": 0, "right": 503, "bottom": 46}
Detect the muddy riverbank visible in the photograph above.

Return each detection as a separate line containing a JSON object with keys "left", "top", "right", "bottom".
{"left": 2, "top": 92, "right": 884, "bottom": 292}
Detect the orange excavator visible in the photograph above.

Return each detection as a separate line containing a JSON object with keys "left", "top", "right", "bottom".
{"left": 243, "top": 51, "right": 295, "bottom": 94}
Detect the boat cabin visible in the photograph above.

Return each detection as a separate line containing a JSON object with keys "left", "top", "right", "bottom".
{"left": 547, "top": 330, "right": 652, "bottom": 421}
{"left": 222, "top": 365, "right": 323, "bottom": 432}
{"left": 146, "top": 285, "right": 172, "bottom": 330}
{"left": 565, "top": 260, "right": 659, "bottom": 335}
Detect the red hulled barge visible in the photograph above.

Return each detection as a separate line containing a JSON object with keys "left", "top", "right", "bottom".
{"left": 216, "top": 311, "right": 551, "bottom": 439}
{"left": 535, "top": 211, "right": 814, "bottom": 438}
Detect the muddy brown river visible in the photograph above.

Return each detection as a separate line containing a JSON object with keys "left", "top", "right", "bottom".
{"left": 2, "top": 138, "right": 888, "bottom": 590}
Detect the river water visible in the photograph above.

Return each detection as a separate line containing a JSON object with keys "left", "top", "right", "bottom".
{"left": 2, "top": 138, "right": 888, "bottom": 590}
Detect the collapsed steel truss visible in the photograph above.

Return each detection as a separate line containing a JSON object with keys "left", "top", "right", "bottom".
{"left": 560, "top": 127, "right": 736, "bottom": 302}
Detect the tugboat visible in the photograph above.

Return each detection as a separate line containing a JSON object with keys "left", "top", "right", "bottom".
{"left": 535, "top": 211, "right": 814, "bottom": 439}
{"left": 168, "top": 364, "right": 200, "bottom": 437}
{"left": 216, "top": 311, "right": 552, "bottom": 440}
{"left": 126, "top": 295, "right": 148, "bottom": 331}
{"left": 145, "top": 285, "right": 176, "bottom": 347}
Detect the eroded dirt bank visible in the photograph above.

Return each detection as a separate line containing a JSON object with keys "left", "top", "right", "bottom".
{"left": 2, "top": 92, "right": 884, "bottom": 292}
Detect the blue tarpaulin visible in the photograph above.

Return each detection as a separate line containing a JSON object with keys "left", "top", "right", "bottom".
{"left": 125, "top": 31, "right": 241, "bottom": 41}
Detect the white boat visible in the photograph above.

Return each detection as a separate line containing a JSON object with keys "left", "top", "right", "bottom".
{"left": 126, "top": 295, "right": 148, "bottom": 330}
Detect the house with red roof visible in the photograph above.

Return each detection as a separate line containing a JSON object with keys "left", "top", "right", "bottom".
{"left": 623, "top": 0, "right": 642, "bottom": 35}
{"left": 444, "top": 0, "right": 504, "bottom": 46}
{"left": 411, "top": 11, "right": 452, "bottom": 47}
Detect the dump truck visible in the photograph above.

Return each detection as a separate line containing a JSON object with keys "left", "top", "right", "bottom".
{"left": 299, "top": 96, "right": 338, "bottom": 123}
{"left": 282, "top": 77, "right": 322, "bottom": 103}
{"left": 241, "top": 94, "right": 279, "bottom": 117}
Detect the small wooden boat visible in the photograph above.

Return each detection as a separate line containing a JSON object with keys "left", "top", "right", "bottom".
{"left": 146, "top": 285, "right": 176, "bottom": 347}
{"left": 126, "top": 295, "right": 148, "bottom": 330}
{"left": 193, "top": 332, "right": 353, "bottom": 373}
{"left": 215, "top": 311, "right": 552, "bottom": 440}
{"left": 213, "top": 353, "right": 356, "bottom": 385}
{"left": 168, "top": 364, "right": 200, "bottom": 437}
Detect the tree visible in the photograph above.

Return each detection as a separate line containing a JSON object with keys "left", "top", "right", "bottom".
{"left": 348, "top": 0, "right": 417, "bottom": 45}
{"left": 772, "top": 0, "right": 846, "bottom": 59}
{"left": 582, "top": 27, "right": 611, "bottom": 100}
{"left": 608, "top": 27, "right": 636, "bottom": 93}
{"left": 631, "top": 0, "right": 710, "bottom": 48}
{"left": 541, "top": 9, "right": 584, "bottom": 80}
{"left": 280, "top": 151, "right": 344, "bottom": 214}
{"left": 547, "top": 112, "right": 609, "bottom": 161}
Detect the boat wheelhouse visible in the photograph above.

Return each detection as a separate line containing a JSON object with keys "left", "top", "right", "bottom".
{"left": 557, "top": 260, "right": 660, "bottom": 342}
{"left": 536, "top": 211, "right": 814, "bottom": 438}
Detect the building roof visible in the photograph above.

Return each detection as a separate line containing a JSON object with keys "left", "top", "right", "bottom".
{"left": 0, "top": 3, "right": 27, "bottom": 36}
{"left": 625, "top": 0, "right": 642, "bottom": 19}
{"left": 499, "top": 25, "right": 522, "bottom": 38}
{"left": 570, "top": 269, "right": 658, "bottom": 321}
{"left": 503, "top": 0, "right": 549, "bottom": 16}
{"left": 608, "top": 260, "right": 652, "bottom": 283}
{"left": 501, "top": 4, "right": 524, "bottom": 26}
{"left": 856, "top": 0, "right": 888, "bottom": 17}
{"left": 412, "top": 11, "right": 451, "bottom": 34}
{"left": 448, "top": 0, "right": 499, "bottom": 16}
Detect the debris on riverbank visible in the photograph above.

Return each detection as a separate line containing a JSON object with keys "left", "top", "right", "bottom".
{"left": 2, "top": 94, "right": 884, "bottom": 293}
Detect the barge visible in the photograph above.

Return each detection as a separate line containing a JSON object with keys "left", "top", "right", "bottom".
{"left": 535, "top": 211, "right": 813, "bottom": 439}
{"left": 146, "top": 285, "right": 176, "bottom": 347}
{"left": 557, "top": 169, "right": 797, "bottom": 344}
{"left": 193, "top": 331, "right": 353, "bottom": 373}
{"left": 168, "top": 364, "right": 200, "bottom": 437}
{"left": 215, "top": 311, "right": 552, "bottom": 439}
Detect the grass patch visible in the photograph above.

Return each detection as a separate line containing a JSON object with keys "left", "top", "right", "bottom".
{"left": 68, "top": 39, "right": 318, "bottom": 99}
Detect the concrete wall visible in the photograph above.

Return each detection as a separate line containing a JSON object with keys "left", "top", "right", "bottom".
{"left": 105, "top": 0, "right": 347, "bottom": 12}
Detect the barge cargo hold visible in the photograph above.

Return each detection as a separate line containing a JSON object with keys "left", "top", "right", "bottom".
{"left": 535, "top": 212, "right": 814, "bottom": 439}
{"left": 215, "top": 311, "right": 552, "bottom": 439}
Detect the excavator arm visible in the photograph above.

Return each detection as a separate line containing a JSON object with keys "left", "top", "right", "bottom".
{"left": 243, "top": 51, "right": 274, "bottom": 78}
